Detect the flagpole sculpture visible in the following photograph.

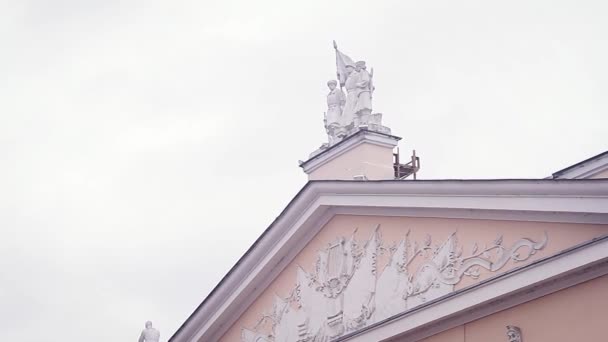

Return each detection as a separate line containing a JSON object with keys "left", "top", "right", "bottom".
{"left": 318, "top": 41, "right": 391, "bottom": 155}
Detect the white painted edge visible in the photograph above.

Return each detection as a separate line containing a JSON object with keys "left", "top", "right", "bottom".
{"left": 319, "top": 193, "right": 608, "bottom": 214}
{"left": 333, "top": 206, "right": 608, "bottom": 224}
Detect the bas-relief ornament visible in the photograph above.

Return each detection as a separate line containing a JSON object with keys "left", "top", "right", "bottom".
{"left": 507, "top": 325, "right": 523, "bottom": 342}
{"left": 241, "top": 228, "right": 548, "bottom": 342}
{"left": 317, "top": 42, "right": 391, "bottom": 152}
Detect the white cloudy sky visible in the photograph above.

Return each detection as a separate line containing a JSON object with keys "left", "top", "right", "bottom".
{"left": 1, "top": 0, "right": 607, "bottom": 341}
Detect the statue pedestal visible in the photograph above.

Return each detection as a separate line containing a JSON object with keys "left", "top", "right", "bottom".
{"left": 300, "top": 129, "right": 401, "bottom": 181}
{"left": 367, "top": 113, "right": 391, "bottom": 135}
{"left": 313, "top": 112, "right": 392, "bottom": 159}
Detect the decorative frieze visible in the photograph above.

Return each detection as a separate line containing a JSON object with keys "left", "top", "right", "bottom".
{"left": 242, "top": 227, "right": 547, "bottom": 342}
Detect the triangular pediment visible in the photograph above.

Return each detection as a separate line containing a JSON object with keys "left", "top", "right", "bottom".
{"left": 170, "top": 180, "right": 608, "bottom": 342}
{"left": 227, "top": 215, "right": 606, "bottom": 342}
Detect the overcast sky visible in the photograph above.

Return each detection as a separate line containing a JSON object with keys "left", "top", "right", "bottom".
{"left": 1, "top": 1, "right": 607, "bottom": 341}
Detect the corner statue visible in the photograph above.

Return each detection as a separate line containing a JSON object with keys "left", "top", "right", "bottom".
{"left": 319, "top": 41, "right": 390, "bottom": 150}
{"left": 138, "top": 321, "right": 160, "bottom": 342}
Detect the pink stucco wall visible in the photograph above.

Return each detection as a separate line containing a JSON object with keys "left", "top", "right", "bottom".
{"left": 420, "top": 326, "right": 464, "bottom": 342}
{"left": 308, "top": 143, "right": 395, "bottom": 180}
{"left": 419, "top": 274, "right": 608, "bottom": 342}
{"left": 219, "top": 215, "right": 608, "bottom": 342}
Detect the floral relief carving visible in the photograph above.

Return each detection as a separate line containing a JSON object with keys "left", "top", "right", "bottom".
{"left": 241, "top": 227, "right": 547, "bottom": 342}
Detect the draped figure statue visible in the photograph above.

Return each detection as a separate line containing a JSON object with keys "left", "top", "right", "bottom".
{"left": 333, "top": 41, "right": 374, "bottom": 131}
{"left": 353, "top": 61, "right": 373, "bottom": 127}
{"left": 325, "top": 80, "right": 346, "bottom": 144}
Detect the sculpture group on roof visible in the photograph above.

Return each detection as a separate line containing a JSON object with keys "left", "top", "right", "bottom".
{"left": 322, "top": 41, "right": 391, "bottom": 148}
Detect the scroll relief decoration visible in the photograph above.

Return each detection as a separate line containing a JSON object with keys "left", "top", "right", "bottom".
{"left": 242, "top": 226, "right": 547, "bottom": 342}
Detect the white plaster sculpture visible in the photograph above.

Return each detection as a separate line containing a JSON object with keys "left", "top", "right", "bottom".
{"left": 405, "top": 233, "right": 456, "bottom": 308}
{"left": 242, "top": 228, "right": 547, "bottom": 342}
{"left": 507, "top": 325, "right": 523, "bottom": 342}
{"left": 325, "top": 80, "right": 346, "bottom": 144}
{"left": 334, "top": 41, "right": 374, "bottom": 129}
{"left": 309, "top": 42, "right": 392, "bottom": 156}
{"left": 374, "top": 236, "right": 410, "bottom": 321}
{"left": 314, "top": 41, "right": 391, "bottom": 151}
{"left": 343, "top": 228, "right": 379, "bottom": 332}
{"left": 138, "top": 321, "right": 160, "bottom": 342}
{"left": 294, "top": 267, "right": 325, "bottom": 341}
{"left": 341, "top": 63, "right": 358, "bottom": 130}
{"left": 352, "top": 60, "right": 373, "bottom": 127}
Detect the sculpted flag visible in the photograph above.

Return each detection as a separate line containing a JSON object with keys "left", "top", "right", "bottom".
{"left": 334, "top": 42, "right": 355, "bottom": 87}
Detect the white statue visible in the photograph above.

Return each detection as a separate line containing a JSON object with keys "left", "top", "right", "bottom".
{"left": 325, "top": 80, "right": 346, "bottom": 144}
{"left": 310, "top": 41, "right": 389, "bottom": 154}
{"left": 353, "top": 61, "right": 373, "bottom": 127}
{"left": 342, "top": 63, "right": 359, "bottom": 131}
{"left": 138, "top": 321, "right": 160, "bottom": 342}
{"left": 333, "top": 42, "right": 375, "bottom": 131}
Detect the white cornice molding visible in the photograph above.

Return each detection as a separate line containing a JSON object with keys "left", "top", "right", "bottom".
{"left": 170, "top": 179, "right": 608, "bottom": 342}
{"left": 333, "top": 207, "right": 608, "bottom": 224}
{"left": 309, "top": 179, "right": 608, "bottom": 197}
{"left": 300, "top": 130, "right": 401, "bottom": 174}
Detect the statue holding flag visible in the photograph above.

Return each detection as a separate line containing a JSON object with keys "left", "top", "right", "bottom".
{"left": 333, "top": 41, "right": 375, "bottom": 132}
{"left": 353, "top": 60, "right": 373, "bottom": 126}
{"left": 341, "top": 63, "right": 358, "bottom": 130}
{"left": 314, "top": 41, "right": 390, "bottom": 153}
